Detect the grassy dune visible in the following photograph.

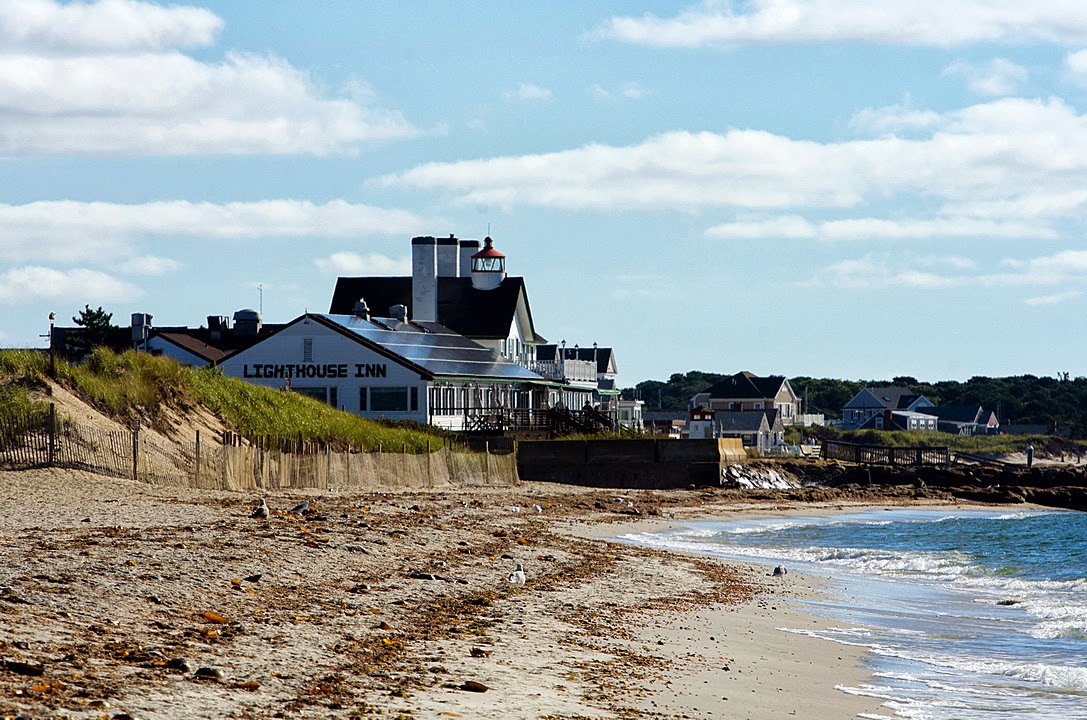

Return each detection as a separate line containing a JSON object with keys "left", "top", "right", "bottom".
{"left": 0, "top": 348, "right": 445, "bottom": 452}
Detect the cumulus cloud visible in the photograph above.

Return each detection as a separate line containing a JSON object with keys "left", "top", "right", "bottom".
{"left": 595, "top": 1, "right": 1087, "bottom": 48}
{"left": 0, "top": 266, "right": 140, "bottom": 304}
{"left": 0, "top": 200, "right": 433, "bottom": 263}
{"left": 504, "top": 83, "right": 552, "bottom": 102}
{"left": 0, "top": 0, "right": 222, "bottom": 53}
{"left": 382, "top": 97, "right": 1087, "bottom": 224}
{"left": 314, "top": 252, "right": 410, "bottom": 276}
{"left": 705, "top": 216, "right": 1056, "bottom": 240}
{"left": 943, "top": 58, "right": 1028, "bottom": 96}
{"left": 0, "top": 0, "right": 414, "bottom": 154}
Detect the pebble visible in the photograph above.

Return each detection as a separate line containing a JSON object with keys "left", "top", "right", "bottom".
{"left": 165, "top": 658, "right": 193, "bottom": 673}
{"left": 193, "top": 666, "right": 225, "bottom": 681}
{"left": 461, "top": 680, "right": 489, "bottom": 693}
{"left": 244, "top": 574, "right": 262, "bottom": 583}
{"left": 500, "top": 553, "right": 514, "bottom": 560}
{"left": 87, "top": 700, "right": 111, "bottom": 709}
{"left": 113, "top": 714, "right": 139, "bottom": 720}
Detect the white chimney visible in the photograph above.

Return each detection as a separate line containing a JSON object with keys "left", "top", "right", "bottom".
{"left": 411, "top": 236, "right": 437, "bottom": 322}
{"left": 437, "top": 234, "right": 459, "bottom": 277}
{"left": 459, "top": 239, "right": 479, "bottom": 277}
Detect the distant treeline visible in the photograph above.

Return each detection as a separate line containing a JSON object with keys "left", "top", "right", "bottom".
{"left": 624, "top": 372, "right": 1087, "bottom": 436}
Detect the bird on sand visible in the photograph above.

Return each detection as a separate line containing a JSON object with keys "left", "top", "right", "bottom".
{"left": 289, "top": 500, "right": 309, "bottom": 514}
{"left": 250, "top": 498, "right": 269, "bottom": 519}
{"left": 508, "top": 563, "right": 526, "bottom": 585}
{"left": 772, "top": 565, "right": 788, "bottom": 577}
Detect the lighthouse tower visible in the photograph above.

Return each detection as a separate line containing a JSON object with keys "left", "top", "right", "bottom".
{"left": 470, "top": 236, "right": 506, "bottom": 290}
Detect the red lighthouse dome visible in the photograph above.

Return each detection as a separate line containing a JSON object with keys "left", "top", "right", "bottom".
{"left": 470, "top": 236, "right": 506, "bottom": 290}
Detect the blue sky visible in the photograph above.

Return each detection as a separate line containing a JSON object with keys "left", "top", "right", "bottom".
{"left": 3, "top": 0, "right": 1087, "bottom": 384}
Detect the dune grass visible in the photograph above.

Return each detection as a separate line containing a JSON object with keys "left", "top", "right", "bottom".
{"left": 0, "top": 348, "right": 447, "bottom": 452}
{"left": 819, "top": 427, "right": 1081, "bottom": 454}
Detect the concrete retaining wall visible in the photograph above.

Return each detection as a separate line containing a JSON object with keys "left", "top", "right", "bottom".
{"left": 517, "top": 438, "right": 745, "bottom": 489}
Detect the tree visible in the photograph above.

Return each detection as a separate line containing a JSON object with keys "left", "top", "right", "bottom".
{"left": 68, "top": 304, "right": 117, "bottom": 359}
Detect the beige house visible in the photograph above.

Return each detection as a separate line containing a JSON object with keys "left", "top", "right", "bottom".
{"left": 691, "top": 371, "right": 801, "bottom": 425}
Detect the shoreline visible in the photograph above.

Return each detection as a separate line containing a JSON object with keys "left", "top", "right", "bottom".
{"left": 0, "top": 469, "right": 1036, "bottom": 719}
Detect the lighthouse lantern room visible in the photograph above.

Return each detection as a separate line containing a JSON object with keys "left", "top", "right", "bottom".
{"left": 470, "top": 236, "right": 506, "bottom": 290}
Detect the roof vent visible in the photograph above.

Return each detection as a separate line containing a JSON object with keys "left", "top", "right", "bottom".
{"left": 233, "top": 308, "right": 262, "bottom": 337}
{"left": 353, "top": 298, "right": 371, "bottom": 321}
{"left": 389, "top": 304, "right": 408, "bottom": 322}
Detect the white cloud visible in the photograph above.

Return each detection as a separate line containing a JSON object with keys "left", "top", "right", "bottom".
{"left": 0, "top": 266, "right": 140, "bottom": 304}
{"left": 0, "top": 1, "right": 414, "bottom": 155}
{"left": 313, "top": 252, "right": 410, "bottom": 276}
{"left": 382, "top": 97, "right": 1087, "bottom": 222}
{"left": 1025, "top": 290, "right": 1082, "bottom": 305}
{"left": 1, "top": 0, "right": 222, "bottom": 53}
{"left": 113, "top": 255, "right": 181, "bottom": 276}
{"left": 0, "top": 200, "right": 434, "bottom": 263}
{"left": 0, "top": 51, "right": 416, "bottom": 155}
{"left": 595, "top": 1, "right": 1087, "bottom": 48}
{"left": 504, "top": 83, "right": 552, "bottom": 102}
{"left": 812, "top": 249, "right": 1087, "bottom": 293}
{"left": 591, "top": 82, "right": 646, "bottom": 100}
{"left": 706, "top": 216, "right": 1056, "bottom": 240}
{"left": 943, "top": 58, "right": 1028, "bottom": 96}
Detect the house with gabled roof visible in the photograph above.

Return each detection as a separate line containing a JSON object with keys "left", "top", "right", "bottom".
{"left": 216, "top": 310, "right": 546, "bottom": 430}
{"left": 927, "top": 405, "right": 999, "bottom": 436}
{"left": 690, "top": 371, "right": 800, "bottom": 425}
{"left": 716, "top": 409, "right": 785, "bottom": 452}
{"left": 329, "top": 236, "right": 545, "bottom": 367}
{"left": 841, "top": 386, "right": 934, "bottom": 430}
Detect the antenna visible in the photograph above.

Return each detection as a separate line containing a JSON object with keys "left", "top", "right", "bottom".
{"left": 258, "top": 284, "right": 263, "bottom": 316}
{"left": 487, "top": 222, "right": 492, "bottom": 236}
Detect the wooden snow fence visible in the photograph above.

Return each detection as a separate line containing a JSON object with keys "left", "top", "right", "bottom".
{"left": 0, "top": 405, "right": 517, "bottom": 491}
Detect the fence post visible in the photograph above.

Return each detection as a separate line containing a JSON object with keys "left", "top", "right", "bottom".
{"left": 426, "top": 438, "right": 431, "bottom": 486}
{"left": 48, "top": 403, "right": 56, "bottom": 467}
{"left": 132, "top": 418, "right": 140, "bottom": 482}
{"left": 484, "top": 440, "right": 490, "bottom": 484}
{"left": 195, "top": 429, "right": 201, "bottom": 486}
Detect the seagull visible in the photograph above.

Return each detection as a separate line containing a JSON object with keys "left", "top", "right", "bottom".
{"left": 250, "top": 498, "right": 269, "bottom": 520}
{"left": 289, "top": 501, "right": 309, "bottom": 514}
{"left": 532, "top": 504, "right": 543, "bottom": 513}
{"left": 772, "top": 565, "right": 788, "bottom": 577}
{"left": 508, "top": 563, "right": 526, "bottom": 585}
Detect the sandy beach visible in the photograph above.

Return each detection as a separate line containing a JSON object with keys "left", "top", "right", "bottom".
{"left": 0, "top": 469, "right": 982, "bottom": 720}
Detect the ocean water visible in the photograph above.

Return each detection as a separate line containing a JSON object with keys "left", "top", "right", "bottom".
{"left": 620, "top": 508, "right": 1087, "bottom": 720}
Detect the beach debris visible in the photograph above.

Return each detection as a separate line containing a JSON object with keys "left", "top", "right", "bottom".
{"left": 470, "top": 647, "right": 492, "bottom": 658}
{"left": 202, "top": 611, "right": 229, "bottom": 624}
{"left": 997, "top": 598, "right": 1023, "bottom": 606}
{"left": 3, "top": 659, "right": 45, "bottom": 676}
{"left": 461, "top": 680, "right": 489, "bottom": 692}
{"left": 165, "top": 658, "right": 192, "bottom": 673}
{"left": 193, "top": 666, "right": 225, "bottom": 682}
{"left": 771, "top": 565, "right": 788, "bottom": 577}
{"left": 244, "top": 573, "right": 262, "bottom": 583}
{"left": 112, "top": 713, "right": 139, "bottom": 720}
{"left": 508, "top": 563, "right": 526, "bottom": 585}
{"left": 289, "top": 501, "right": 310, "bottom": 514}
{"left": 249, "top": 498, "right": 269, "bottom": 520}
